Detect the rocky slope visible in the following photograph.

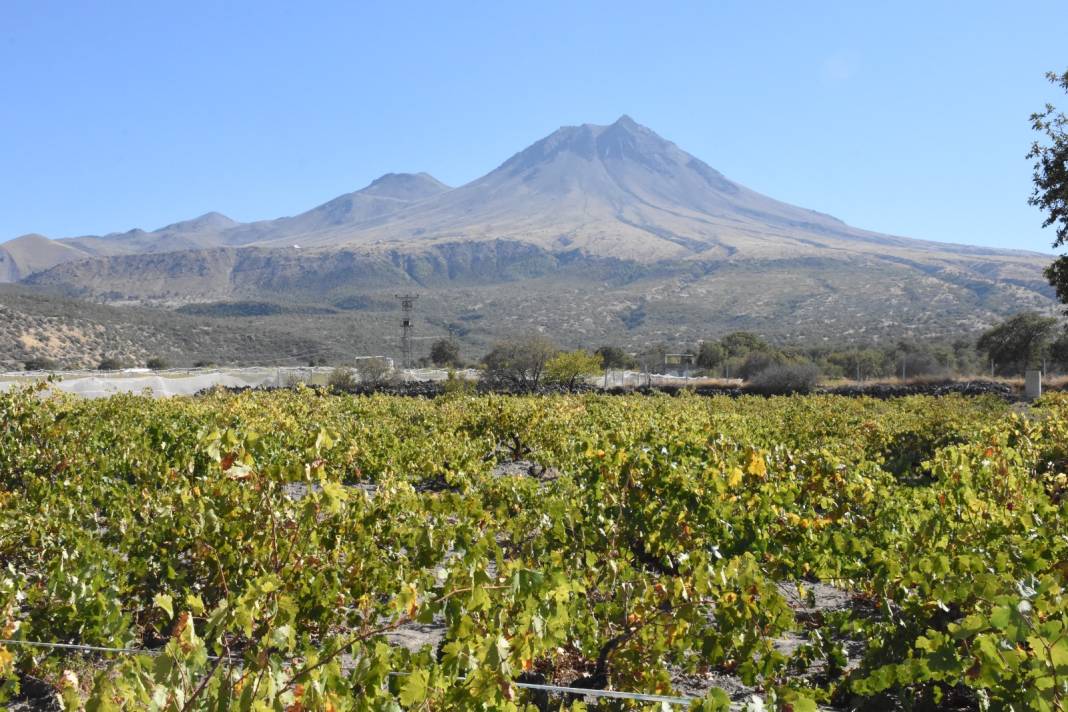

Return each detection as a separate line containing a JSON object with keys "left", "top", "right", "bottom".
{"left": 3, "top": 117, "right": 1057, "bottom": 345}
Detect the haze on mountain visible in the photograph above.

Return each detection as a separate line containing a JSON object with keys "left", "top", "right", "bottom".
{"left": 2, "top": 116, "right": 1055, "bottom": 345}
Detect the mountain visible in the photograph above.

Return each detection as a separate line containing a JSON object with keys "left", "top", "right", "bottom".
{"left": 262, "top": 114, "right": 891, "bottom": 259}
{"left": 0, "top": 173, "right": 451, "bottom": 270}
{"left": 0, "top": 234, "right": 93, "bottom": 282}
{"left": 4, "top": 117, "right": 1058, "bottom": 346}
{"left": 200, "top": 171, "right": 451, "bottom": 247}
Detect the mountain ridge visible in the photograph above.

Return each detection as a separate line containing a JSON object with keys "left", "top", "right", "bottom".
{"left": 1, "top": 116, "right": 1052, "bottom": 265}
{"left": 4, "top": 116, "right": 1059, "bottom": 346}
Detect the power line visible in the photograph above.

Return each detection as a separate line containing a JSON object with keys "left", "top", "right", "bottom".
{"left": 0, "top": 638, "right": 696, "bottom": 706}
{"left": 0, "top": 638, "right": 216, "bottom": 660}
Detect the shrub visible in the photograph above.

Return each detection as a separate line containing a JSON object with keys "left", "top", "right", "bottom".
{"left": 746, "top": 363, "right": 820, "bottom": 395}
{"left": 357, "top": 357, "right": 393, "bottom": 385}
{"left": 430, "top": 339, "right": 461, "bottom": 367}
{"left": 146, "top": 357, "right": 169, "bottom": 370}
{"left": 441, "top": 369, "right": 476, "bottom": 396}
{"left": 738, "top": 351, "right": 785, "bottom": 380}
{"left": 327, "top": 367, "right": 358, "bottom": 392}
{"left": 482, "top": 336, "right": 558, "bottom": 388}
{"left": 595, "top": 345, "right": 637, "bottom": 370}
{"left": 97, "top": 356, "right": 125, "bottom": 371}
{"left": 23, "top": 358, "right": 58, "bottom": 371}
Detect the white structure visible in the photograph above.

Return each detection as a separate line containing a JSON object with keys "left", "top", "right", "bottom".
{"left": 1025, "top": 370, "right": 1043, "bottom": 401}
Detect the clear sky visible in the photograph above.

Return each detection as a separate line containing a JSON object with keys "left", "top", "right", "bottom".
{"left": 1, "top": 1, "right": 1066, "bottom": 252}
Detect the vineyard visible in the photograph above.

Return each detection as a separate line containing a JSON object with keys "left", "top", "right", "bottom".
{"left": 0, "top": 386, "right": 1066, "bottom": 710}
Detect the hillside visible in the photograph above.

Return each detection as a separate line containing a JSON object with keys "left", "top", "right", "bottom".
{"left": 3, "top": 117, "right": 1058, "bottom": 347}
{"left": 0, "top": 285, "right": 358, "bottom": 370}
{"left": 0, "top": 234, "right": 93, "bottom": 282}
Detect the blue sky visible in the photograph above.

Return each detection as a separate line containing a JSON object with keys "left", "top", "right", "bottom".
{"left": 1, "top": 1, "right": 1066, "bottom": 252}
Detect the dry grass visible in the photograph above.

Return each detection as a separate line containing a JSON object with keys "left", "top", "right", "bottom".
{"left": 819, "top": 374, "right": 1068, "bottom": 392}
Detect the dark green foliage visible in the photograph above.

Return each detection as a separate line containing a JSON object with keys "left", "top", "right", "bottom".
{"left": 1031, "top": 70, "right": 1068, "bottom": 249}
{"left": 721, "top": 331, "right": 770, "bottom": 357}
{"left": 745, "top": 362, "right": 820, "bottom": 395}
{"left": 619, "top": 301, "right": 646, "bottom": 329}
{"left": 894, "top": 341, "right": 957, "bottom": 378}
{"left": 145, "top": 357, "right": 169, "bottom": 370}
{"left": 1032, "top": 70, "right": 1068, "bottom": 306}
{"left": 738, "top": 351, "right": 787, "bottom": 380}
{"left": 429, "top": 338, "right": 460, "bottom": 367}
{"left": 176, "top": 301, "right": 286, "bottom": 317}
{"left": 696, "top": 341, "right": 727, "bottom": 370}
{"left": 331, "top": 294, "right": 394, "bottom": 311}
{"left": 977, "top": 311, "right": 1058, "bottom": 375}
{"left": 594, "top": 345, "right": 636, "bottom": 369}
{"left": 1051, "top": 331, "right": 1068, "bottom": 370}
{"left": 22, "top": 358, "right": 58, "bottom": 371}
{"left": 825, "top": 349, "right": 888, "bottom": 381}
{"left": 176, "top": 301, "right": 338, "bottom": 317}
{"left": 96, "top": 356, "right": 125, "bottom": 370}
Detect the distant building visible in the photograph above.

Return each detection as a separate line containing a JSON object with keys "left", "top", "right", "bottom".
{"left": 663, "top": 353, "right": 694, "bottom": 375}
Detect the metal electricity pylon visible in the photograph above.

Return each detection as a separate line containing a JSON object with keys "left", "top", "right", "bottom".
{"left": 394, "top": 293, "right": 419, "bottom": 369}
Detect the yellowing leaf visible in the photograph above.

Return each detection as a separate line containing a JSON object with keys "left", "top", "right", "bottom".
{"left": 747, "top": 453, "right": 767, "bottom": 478}
{"left": 727, "top": 468, "right": 744, "bottom": 488}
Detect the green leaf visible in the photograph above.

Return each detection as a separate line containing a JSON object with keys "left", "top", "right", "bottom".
{"left": 185, "top": 593, "right": 205, "bottom": 616}
{"left": 398, "top": 669, "right": 429, "bottom": 706}
{"left": 153, "top": 593, "right": 173, "bottom": 619}
{"left": 989, "top": 606, "right": 1012, "bottom": 630}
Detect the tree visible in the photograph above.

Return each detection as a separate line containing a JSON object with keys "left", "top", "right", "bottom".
{"left": 97, "top": 356, "right": 124, "bottom": 371}
{"left": 357, "top": 357, "right": 393, "bottom": 385}
{"left": 738, "top": 350, "right": 785, "bottom": 380}
{"left": 544, "top": 350, "right": 603, "bottom": 391}
{"left": 894, "top": 341, "right": 957, "bottom": 379}
{"left": 720, "top": 332, "right": 769, "bottom": 358}
{"left": 429, "top": 338, "right": 460, "bottom": 367}
{"left": 595, "top": 345, "right": 636, "bottom": 370}
{"left": 1031, "top": 70, "right": 1068, "bottom": 303}
{"left": 977, "top": 312, "right": 1058, "bottom": 375}
{"left": 146, "top": 356, "right": 169, "bottom": 370}
{"left": 747, "top": 363, "right": 821, "bottom": 395}
{"left": 327, "top": 367, "right": 357, "bottom": 392}
{"left": 635, "top": 344, "right": 667, "bottom": 374}
{"left": 482, "top": 335, "right": 558, "bottom": 388}
{"left": 1050, "top": 331, "right": 1068, "bottom": 372}
{"left": 696, "top": 341, "right": 727, "bottom": 371}
{"left": 828, "top": 349, "right": 887, "bottom": 381}
{"left": 23, "top": 358, "right": 58, "bottom": 371}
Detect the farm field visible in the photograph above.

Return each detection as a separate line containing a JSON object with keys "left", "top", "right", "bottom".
{"left": 1, "top": 387, "right": 1066, "bottom": 710}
